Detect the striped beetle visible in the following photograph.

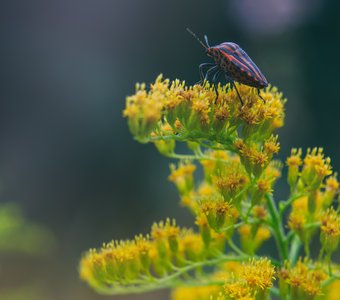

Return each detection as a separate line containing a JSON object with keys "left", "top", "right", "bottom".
{"left": 187, "top": 28, "right": 268, "bottom": 105}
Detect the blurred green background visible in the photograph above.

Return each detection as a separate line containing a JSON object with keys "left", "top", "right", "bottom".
{"left": 0, "top": 0, "right": 339, "bottom": 299}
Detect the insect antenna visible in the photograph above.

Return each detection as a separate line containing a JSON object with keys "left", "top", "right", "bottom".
{"left": 204, "top": 35, "right": 210, "bottom": 48}
{"left": 186, "top": 28, "right": 208, "bottom": 50}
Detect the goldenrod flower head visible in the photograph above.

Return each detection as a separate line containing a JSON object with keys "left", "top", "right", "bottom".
{"left": 251, "top": 162, "right": 282, "bottom": 204}
{"left": 214, "top": 173, "right": 248, "bottom": 200}
{"left": 265, "top": 160, "right": 282, "bottom": 179}
{"left": 180, "top": 192, "right": 196, "bottom": 211}
{"left": 212, "top": 162, "right": 249, "bottom": 201}
{"left": 79, "top": 249, "right": 105, "bottom": 286}
{"left": 178, "top": 229, "right": 204, "bottom": 261}
{"left": 224, "top": 281, "right": 254, "bottom": 300}
{"left": 169, "top": 161, "right": 196, "bottom": 195}
{"left": 325, "top": 174, "right": 339, "bottom": 192}
{"left": 252, "top": 205, "right": 267, "bottom": 220}
{"left": 320, "top": 207, "right": 340, "bottom": 254}
{"left": 223, "top": 258, "right": 275, "bottom": 299}
{"left": 240, "top": 258, "right": 275, "bottom": 291}
{"left": 321, "top": 173, "right": 339, "bottom": 208}
{"left": 198, "top": 183, "right": 216, "bottom": 197}
{"left": 124, "top": 80, "right": 164, "bottom": 142}
{"left": 200, "top": 150, "right": 233, "bottom": 181}
{"left": 301, "top": 147, "right": 332, "bottom": 189}
{"left": 125, "top": 75, "right": 285, "bottom": 149}
{"left": 286, "top": 148, "right": 302, "bottom": 167}
{"left": 236, "top": 84, "right": 285, "bottom": 127}
{"left": 255, "top": 227, "right": 271, "bottom": 243}
{"left": 264, "top": 135, "right": 280, "bottom": 156}
{"left": 238, "top": 224, "right": 251, "bottom": 236}
{"left": 171, "top": 285, "right": 221, "bottom": 300}
{"left": 220, "top": 261, "right": 243, "bottom": 276}
{"left": 199, "top": 198, "right": 234, "bottom": 232}
{"left": 281, "top": 259, "right": 327, "bottom": 297}
{"left": 286, "top": 148, "right": 303, "bottom": 191}
{"left": 79, "top": 238, "right": 147, "bottom": 287}
{"left": 151, "top": 218, "right": 180, "bottom": 240}
{"left": 236, "top": 141, "right": 270, "bottom": 177}
{"left": 154, "top": 139, "right": 176, "bottom": 156}
{"left": 238, "top": 225, "right": 271, "bottom": 254}
{"left": 256, "top": 178, "right": 273, "bottom": 194}
{"left": 292, "top": 195, "right": 308, "bottom": 211}
{"left": 288, "top": 210, "right": 306, "bottom": 232}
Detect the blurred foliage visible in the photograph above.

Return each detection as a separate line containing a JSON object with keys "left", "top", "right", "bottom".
{"left": 0, "top": 203, "right": 55, "bottom": 255}
{"left": 0, "top": 203, "right": 55, "bottom": 300}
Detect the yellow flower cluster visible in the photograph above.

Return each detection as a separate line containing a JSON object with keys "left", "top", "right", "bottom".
{"left": 287, "top": 148, "right": 333, "bottom": 195}
{"left": 79, "top": 219, "right": 224, "bottom": 290}
{"left": 223, "top": 258, "right": 275, "bottom": 300}
{"left": 238, "top": 224, "right": 271, "bottom": 255}
{"left": 168, "top": 161, "right": 196, "bottom": 196}
{"left": 279, "top": 259, "right": 327, "bottom": 299}
{"left": 124, "top": 75, "right": 285, "bottom": 154}
{"left": 80, "top": 74, "right": 340, "bottom": 299}
{"left": 320, "top": 208, "right": 340, "bottom": 255}
{"left": 286, "top": 148, "right": 339, "bottom": 258}
{"left": 172, "top": 285, "right": 221, "bottom": 300}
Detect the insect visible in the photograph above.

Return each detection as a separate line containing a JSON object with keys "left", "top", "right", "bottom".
{"left": 186, "top": 28, "right": 268, "bottom": 105}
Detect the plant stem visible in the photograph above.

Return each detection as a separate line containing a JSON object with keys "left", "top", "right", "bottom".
{"left": 289, "top": 235, "right": 302, "bottom": 265}
{"left": 94, "top": 255, "right": 246, "bottom": 295}
{"left": 265, "top": 194, "right": 288, "bottom": 262}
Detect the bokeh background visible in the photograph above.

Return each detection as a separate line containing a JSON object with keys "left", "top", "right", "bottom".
{"left": 0, "top": 0, "right": 339, "bottom": 299}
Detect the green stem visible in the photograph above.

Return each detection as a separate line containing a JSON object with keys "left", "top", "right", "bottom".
{"left": 94, "top": 255, "right": 246, "bottom": 295}
{"left": 265, "top": 194, "right": 288, "bottom": 262}
{"left": 289, "top": 235, "right": 302, "bottom": 265}
{"left": 228, "top": 239, "right": 247, "bottom": 257}
{"left": 151, "top": 134, "right": 236, "bottom": 153}
{"left": 164, "top": 152, "right": 225, "bottom": 162}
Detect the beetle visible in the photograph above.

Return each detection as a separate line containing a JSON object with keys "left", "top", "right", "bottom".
{"left": 186, "top": 28, "right": 268, "bottom": 105}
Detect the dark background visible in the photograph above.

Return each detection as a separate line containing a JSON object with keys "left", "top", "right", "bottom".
{"left": 0, "top": 0, "right": 339, "bottom": 299}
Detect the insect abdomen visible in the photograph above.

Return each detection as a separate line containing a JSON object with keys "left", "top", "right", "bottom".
{"left": 217, "top": 44, "right": 268, "bottom": 89}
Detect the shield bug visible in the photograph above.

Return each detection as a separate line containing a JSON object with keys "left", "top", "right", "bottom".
{"left": 186, "top": 28, "right": 268, "bottom": 105}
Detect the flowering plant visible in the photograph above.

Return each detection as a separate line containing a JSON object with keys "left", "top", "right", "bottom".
{"left": 79, "top": 75, "right": 340, "bottom": 300}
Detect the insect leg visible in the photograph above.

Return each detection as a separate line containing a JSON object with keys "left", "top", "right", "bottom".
{"left": 203, "top": 65, "right": 219, "bottom": 87}
{"left": 198, "top": 63, "right": 215, "bottom": 84}
{"left": 257, "top": 89, "right": 265, "bottom": 102}
{"left": 224, "top": 74, "right": 233, "bottom": 91}
{"left": 211, "top": 70, "right": 222, "bottom": 103}
{"left": 232, "top": 82, "right": 244, "bottom": 106}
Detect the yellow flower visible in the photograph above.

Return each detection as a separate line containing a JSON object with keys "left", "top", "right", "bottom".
{"left": 301, "top": 148, "right": 332, "bottom": 189}
{"left": 224, "top": 281, "right": 254, "bottom": 299}
{"left": 124, "top": 75, "right": 285, "bottom": 148}
{"left": 264, "top": 135, "right": 280, "bottom": 156}
{"left": 238, "top": 224, "right": 271, "bottom": 254}
{"left": 171, "top": 285, "right": 221, "bottom": 300}
{"left": 286, "top": 148, "right": 302, "bottom": 191}
{"left": 325, "top": 279, "right": 340, "bottom": 300}
{"left": 252, "top": 205, "right": 267, "bottom": 220}
{"left": 240, "top": 258, "right": 275, "bottom": 291}
{"left": 320, "top": 208, "right": 340, "bottom": 255}
{"left": 288, "top": 210, "right": 306, "bottom": 231}
{"left": 169, "top": 161, "right": 196, "bottom": 195}
{"left": 178, "top": 229, "right": 204, "bottom": 261}
{"left": 151, "top": 219, "right": 180, "bottom": 240}
{"left": 280, "top": 259, "right": 327, "bottom": 297}
{"left": 212, "top": 162, "right": 249, "bottom": 201}
{"left": 286, "top": 148, "right": 302, "bottom": 167}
